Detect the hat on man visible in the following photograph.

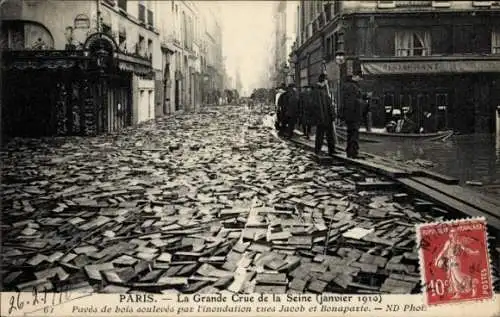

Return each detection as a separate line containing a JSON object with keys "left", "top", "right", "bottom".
{"left": 318, "top": 74, "right": 327, "bottom": 83}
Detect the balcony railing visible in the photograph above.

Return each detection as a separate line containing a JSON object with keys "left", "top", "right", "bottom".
{"left": 138, "top": 3, "right": 146, "bottom": 24}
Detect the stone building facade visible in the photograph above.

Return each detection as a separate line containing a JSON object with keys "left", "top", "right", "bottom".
{"left": 293, "top": 0, "right": 500, "bottom": 133}
{"left": 1, "top": 0, "right": 227, "bottom": 137}
{"left": 1, "top": 0, "right": 158, "bottom": 137}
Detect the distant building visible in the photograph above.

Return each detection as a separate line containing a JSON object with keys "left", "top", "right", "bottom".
{"left": 199, "top": 1, "right": 225, "bottom": 105}
{"left": 235, "top": 66, "right": 243, "bottom": 95}
{"left": 272, "top": 1, "right": 298, "bottom": 87}
{"left": 272, "top": 1, "right": 287, "bottom": 87}
{"left": 293, "top": 0, "right": 500, "bottom": 134}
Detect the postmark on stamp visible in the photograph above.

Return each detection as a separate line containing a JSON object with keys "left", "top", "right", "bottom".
{"left": 416, "top": 217, "right": 494, "bottom": 306}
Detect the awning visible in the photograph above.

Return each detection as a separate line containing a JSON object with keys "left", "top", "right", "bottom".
{"left": 7, "top": 60, "right": 84, "bottom": 71}
{"left": 361, "top": 58, "right": 500, "bottom": 76}
{"left": 116, "top": 52, "right": 153, "bottom": 76}
{"left": 1, "top": 50, "right": 88, "bottom": 71}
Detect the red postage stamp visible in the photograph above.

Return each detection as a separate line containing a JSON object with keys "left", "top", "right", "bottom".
{"left": 416, "top": 218, "right": 494, "bottom": 306}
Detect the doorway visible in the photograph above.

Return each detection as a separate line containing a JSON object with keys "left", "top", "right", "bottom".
{"left": 175, "top": 79, "right": 180, "bottom": 111}
{"left": 163, "top": 63, "right": 170, "bottom": 114}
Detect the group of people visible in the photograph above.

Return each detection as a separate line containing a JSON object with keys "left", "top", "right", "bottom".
{"left": 274, "top": 71, "right": 366, "bottom": 159}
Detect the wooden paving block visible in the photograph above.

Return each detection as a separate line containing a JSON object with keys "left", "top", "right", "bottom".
{"left": 307, "top": 278, "right": 328, "bottom": 293}
{"left": 356, "top": 181, "right": 400, "bottom": 191}
{"left": 255, "top": 273, "right": 288, "bottom": 285}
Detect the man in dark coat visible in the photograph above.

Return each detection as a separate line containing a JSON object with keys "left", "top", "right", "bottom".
{"left": 312, "top": 74, "right": 336, "bottom": 156}
{"left": 282, "top": 83, "right": 299, "bottom": 138}
{"left": 275, "top": 84, "right": 287, "bottom": 132}
{"left": 299, "top": 85, "right": 314, "bottom": 138}
{"left": 342, "top": 71, "right": 364, "bottom": 158}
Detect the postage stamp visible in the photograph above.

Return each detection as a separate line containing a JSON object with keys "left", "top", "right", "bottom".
{"left": 416, "top": 217, "right": 494, "bottom": 306}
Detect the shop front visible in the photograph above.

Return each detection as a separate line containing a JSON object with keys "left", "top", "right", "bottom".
{"left": 359, "top": 57, "right": 500, "bottom": 134}
{"left": 1, "top": 32, "right": 153, "bottom": 139}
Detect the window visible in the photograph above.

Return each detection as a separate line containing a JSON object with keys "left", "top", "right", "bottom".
{"left": 383, "top": 93, "right": 395, "bottom": 119}
{"left": 118, "top": 32, "right": 126, "bottom": 51}
{"left": 102, "top": 23, "right": 112, "bottom": 36}
{"left": 400, "top": 94, "right": 411, "bottom": 114}
{"left": 396, "top": 1, "right": 431, "bottom": 6}
{"left": 324, "top": 2, "right": 332, "bottom": 20}
{"left": 147, "top": 39, "right": 153, "bottom": 59}
{"left": 325, "top": 37, "right": 331, "bottom": 59}
{"left": 492, "top": 28, "right": 500, "bottom": 54}
{"left": 182, "top": 12, "right": 188, "bottom": 49}
{"left": 395, "top": 30, "right": 431, "bottom": 56}
{"left": 334, "top": 1, "right": 341, "bottom": 15}
{"left": 331, "top": 33, "right": 336, "bottom": 55}
{"left": 118, "top": 0, "right": 127, "bottom": 11}
{"left": 147, "top": 8, "right": 153, "bottom": 27}
{"left": 377, "top": 1, "right": 396, "bottom": 8}
{"left": 432, "top": 1, "right": 451, "bottom": 7}
{"left": 472, "top": 1, "right": 492, "bottom": 6}
{"left": 137, "top": 35, "right": 144, "bottom": 55}
{"left": 436, "top": 93, "right": 448, "bottom": 111}
{"left": 316, "top": 1, "right": 322, "bottom": 16}
{"left": 308, "top": 2, "right": 314, "bottom": 22}
{"left": 138, "top": 2, "right": 146, "bottom": 23}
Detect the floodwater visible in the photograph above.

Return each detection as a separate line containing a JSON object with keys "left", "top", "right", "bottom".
{"left": 361, "top": 132, "right": 500, "bottom": 199}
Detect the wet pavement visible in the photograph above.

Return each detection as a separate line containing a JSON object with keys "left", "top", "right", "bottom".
{"left": 360, "top": 133, "right": 500, "bottom": 199}
{"left": 1, "top": 105, "right": 498, "bottom": 294}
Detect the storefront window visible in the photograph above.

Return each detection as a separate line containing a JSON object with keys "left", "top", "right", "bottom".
{"left": 492, "top": 27, "right": 500, "bottom": 54}
{"left": 400, "top": 94, "right": 411, "bottom": 114}
{"left": 395, "top": 30, "right": 431, "bottom": 56}
{"left": 384, "top": 93, "right": 394, "bottom": 110}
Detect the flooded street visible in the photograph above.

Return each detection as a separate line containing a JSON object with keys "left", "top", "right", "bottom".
{"left": 360, "top": 133, "right": 500, "bottom": 199}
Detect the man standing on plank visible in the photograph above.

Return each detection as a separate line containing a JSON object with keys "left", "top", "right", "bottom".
{"left": 312, "top": 74, "right": 336, "bottom": 156}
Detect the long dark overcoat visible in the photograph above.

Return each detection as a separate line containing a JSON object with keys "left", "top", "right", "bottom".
{"left": 310, "top": 84, "right": 333, "bottom": 126}
{"left": 342, "top": 79, "right": 363, "bottom": 124}
{"left": 299, "top": 90, "right": 315, "bottom": 126}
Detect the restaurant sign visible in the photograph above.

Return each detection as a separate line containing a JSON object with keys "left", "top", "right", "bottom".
{"left": 361, "top": 60, "right": 500, "bottom": 75}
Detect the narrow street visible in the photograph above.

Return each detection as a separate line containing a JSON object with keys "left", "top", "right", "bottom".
{"left": 1, "top": 105, "right": 497, "bottom": 295}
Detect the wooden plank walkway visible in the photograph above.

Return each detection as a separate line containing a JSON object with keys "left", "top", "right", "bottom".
{"left": 285, "top": 134, "right": 500, "bottom": 233}
{"left": 411, "top": 177, "right": 500, "bottom": 218}
{"left": 399, "top": 178, "right": 500, "bottom": 231}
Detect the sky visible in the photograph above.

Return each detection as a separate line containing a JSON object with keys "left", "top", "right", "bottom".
{"left": 219, "top": 1, "right": 276, "bottom": 95}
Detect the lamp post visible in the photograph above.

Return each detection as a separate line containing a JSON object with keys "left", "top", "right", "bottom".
{"left": 334, "top": 49, "right": 346, "bottom": 124}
